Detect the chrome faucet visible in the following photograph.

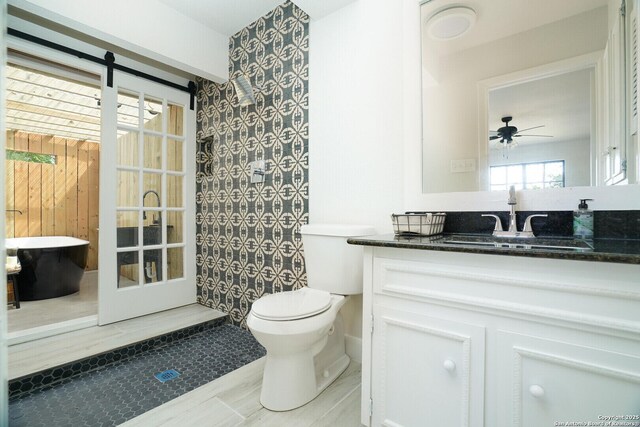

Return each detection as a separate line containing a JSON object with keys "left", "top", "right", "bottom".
{"left": 482, "top": 186, "right": 547, "bottom": 238}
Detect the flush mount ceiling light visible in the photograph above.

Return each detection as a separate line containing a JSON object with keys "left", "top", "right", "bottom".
{"left": 426, "top": 6, "right": 476, "bottom": 41}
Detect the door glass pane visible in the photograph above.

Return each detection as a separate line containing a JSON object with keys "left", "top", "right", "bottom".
{"left": 166, "top": 211, "right": 183, "bottom": 244}
{"left": 167, "top": 103, "right": 184, "bottom": 136}
{"left": 143, "top": 249, "right": 162, "bottom": 283}
{"left": 117, "top": 91, "right": 139, "bottom": 126}
{"left": 143, "top": 212, "right": 163, "bottom": 246}
{"left": 144, "top": 134, "right": 162, "bottom": 169}
{"left": 167, "top": 138, "right": 183, "bottom": 171}
{"left": 117, "top": 130, "right": 138, "bottom": 167}
{"left": 144, "top": 96, "right": 163, "bottom": 132}
{"left": 167, "top": 247, "right": 184, "bottom": 280}
{"left": 118, "top": 251, "right": 140, "bottom": 288}
{"left": 143, "top": 173, "right": 162, "bottom": 208}
{"left": 166, "top": 175, "right": 183, "bottom": 208}
{"left": 117, "top": 211, "right": 139, "bottom": 248}
{"left": 117, "top": 171, "right": 138, "bottom": 207}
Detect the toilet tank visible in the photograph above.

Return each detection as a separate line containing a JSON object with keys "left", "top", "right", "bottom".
{"left": 300, "top": 224, "right": 376, "bottom": 295}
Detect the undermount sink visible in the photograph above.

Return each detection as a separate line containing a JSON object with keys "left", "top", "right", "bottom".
{"left": 438, "top": 235, "right": 594, "bottom": 252}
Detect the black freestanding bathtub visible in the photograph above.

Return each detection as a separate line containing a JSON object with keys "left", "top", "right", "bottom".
{"left": 7, "top": 236, "right": 90, "bottom": 301}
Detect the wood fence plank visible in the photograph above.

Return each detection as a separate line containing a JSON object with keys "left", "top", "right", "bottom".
{"left": 77, "top": 141, "right": 89, "bottom": 242}
{"left": 6, "top": 131, "right": 16, "bottom": 237}
{"left": 87, "top": 142, "right": 100, "bottom": 270}
{"left": 54, "top": 137, "right": 67, "bottom": 236}
{"left": 13, "top": 132, "right": 30, "bottom": 237}
{"left": 41, "top": 135, "right": 56, "bottom": 236}
{"left": 28, "top": 134, "right": 43, "bottom": 236}
{"left": 66, "top": 140, "right": 78, "bottom": 237}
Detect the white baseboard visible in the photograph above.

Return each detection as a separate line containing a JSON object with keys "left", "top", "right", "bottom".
{"left": 345, "top": 334, "right": 362, "bottom": 363}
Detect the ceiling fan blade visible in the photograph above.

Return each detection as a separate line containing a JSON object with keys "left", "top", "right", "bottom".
{"left": 489, "top": 135, "right": 501, "bottom": 140}
{"left": 515, "top": 125, "right": 545, "bottom": 133}
{"left": 514, "top": 134, "right": 553, "bottom": 138}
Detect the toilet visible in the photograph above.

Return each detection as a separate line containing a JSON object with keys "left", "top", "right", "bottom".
{"left": 247, "top": 223, "right": 375, "bottom": 411}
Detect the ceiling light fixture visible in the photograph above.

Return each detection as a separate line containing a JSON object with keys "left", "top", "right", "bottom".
{"left": 426, "top": 6, "right": 476, "bottom": 41}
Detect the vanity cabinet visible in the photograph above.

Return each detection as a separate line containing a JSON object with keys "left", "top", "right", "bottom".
{"left": 360, "top": 247, "right": 640, "bottom": 427}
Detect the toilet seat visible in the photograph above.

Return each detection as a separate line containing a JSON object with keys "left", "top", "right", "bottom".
{"left": 251, "top": 288, "right": 332, "bottom": 321}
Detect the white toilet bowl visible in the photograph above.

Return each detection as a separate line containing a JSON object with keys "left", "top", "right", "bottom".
{"left": 247, "top": 287, "right": 350, "bottom": 411}
{"left": 247, "top": 223, "right": 375, "bottom": 412}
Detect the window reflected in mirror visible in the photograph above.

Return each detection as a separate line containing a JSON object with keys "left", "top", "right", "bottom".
{"left": 490, "top": 160, "right": 565, "bottom": 191}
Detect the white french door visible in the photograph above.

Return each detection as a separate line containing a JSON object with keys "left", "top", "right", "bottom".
{"left": 99, "top": 71, "right": 195, "bottom": 325}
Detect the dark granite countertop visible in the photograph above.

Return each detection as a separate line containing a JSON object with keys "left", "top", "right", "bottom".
{"left": 347, "top": 233, "right": 640, "bottom": 265}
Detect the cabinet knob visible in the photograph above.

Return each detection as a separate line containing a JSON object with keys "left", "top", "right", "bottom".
{"left": 443, "top": 359, "right": 456, "bottom": 372}
{"left": 529, "top": 384, "right": 545, "bottom": 398}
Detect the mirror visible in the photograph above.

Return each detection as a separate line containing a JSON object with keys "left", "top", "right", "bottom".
{"left": 421, "top": 0, "right": 637, "bottom": 193}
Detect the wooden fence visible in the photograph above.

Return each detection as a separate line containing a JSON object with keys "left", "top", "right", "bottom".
{"left": 5, "top": 130, "right": 100, "bottom": 270}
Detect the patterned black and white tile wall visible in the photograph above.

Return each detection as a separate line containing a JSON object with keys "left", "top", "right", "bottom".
{"left": 196, "top": 1, "right": 309, "bottom": 327}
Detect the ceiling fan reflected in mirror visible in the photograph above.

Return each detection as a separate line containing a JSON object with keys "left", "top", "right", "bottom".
{"left": 489, "top": 116, "right": 553, "bottom": 145}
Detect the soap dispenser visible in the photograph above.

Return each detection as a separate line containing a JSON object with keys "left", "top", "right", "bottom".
{"left": 573, "top": 199, "right": 594, "bottom": 239}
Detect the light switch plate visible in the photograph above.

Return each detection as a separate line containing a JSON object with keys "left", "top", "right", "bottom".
{"left": 450, "top": 158, "right": 476, "bottom": 173}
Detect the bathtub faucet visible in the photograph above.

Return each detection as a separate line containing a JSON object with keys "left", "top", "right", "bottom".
{"left": 6, "top": 209, "right": 23, "bottom": 215}
{"left": 142, "top": 190, "right": 161, "bottom": 225}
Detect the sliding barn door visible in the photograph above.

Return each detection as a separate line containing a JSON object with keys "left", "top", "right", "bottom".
{"left": 99, "top": 71, "right": 195, "bottom": 325}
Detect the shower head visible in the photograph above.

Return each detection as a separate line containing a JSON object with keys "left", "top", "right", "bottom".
{"left": 231, "top": 75, "right": 256, "bottom": 106}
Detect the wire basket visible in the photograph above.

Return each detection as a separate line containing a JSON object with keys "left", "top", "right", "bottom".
{"left": 391, "top": 212, "right": 446, "bottom": 236}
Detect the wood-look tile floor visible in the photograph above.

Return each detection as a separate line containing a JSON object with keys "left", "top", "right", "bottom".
{"left": 7, "top": 270, "right": 98, "bottom": 333}
{"left": 121, "top": 358, "right": 362, "bottom": 427}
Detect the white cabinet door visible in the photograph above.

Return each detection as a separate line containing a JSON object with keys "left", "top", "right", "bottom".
{"left": 371, "top": 306, "right": 485, "bottom": 427}
{"left": 497, "top": 330, "right": 640, "bottom": 427}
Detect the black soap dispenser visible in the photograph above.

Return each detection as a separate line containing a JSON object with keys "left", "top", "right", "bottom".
{"left": 573, "top": 199, "right": 594, "bottom": 239}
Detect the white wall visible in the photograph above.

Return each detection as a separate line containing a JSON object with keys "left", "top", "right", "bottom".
{"left": 309, "top": 0, "right": 406, "bottom": 340}
{"left": 8, "top": 0, "right": 229, "bottom": 82}
{"left": 309, "top": 1, "right": 405, "bottom": 233}
{"left": 7, "top": 14, "right": 194, "bottom": 93}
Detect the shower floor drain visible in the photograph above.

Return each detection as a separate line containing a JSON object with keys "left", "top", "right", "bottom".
{"left": 154, "top": 369, "right": 180, "bottom": 383}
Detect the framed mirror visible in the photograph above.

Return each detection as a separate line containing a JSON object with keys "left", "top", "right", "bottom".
{"left": 421, "top": 0, "right": 638, "bottom": 194}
